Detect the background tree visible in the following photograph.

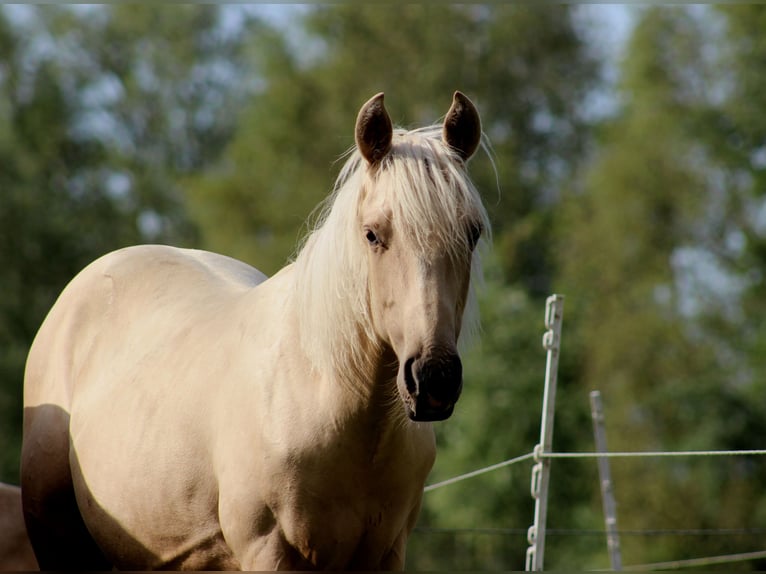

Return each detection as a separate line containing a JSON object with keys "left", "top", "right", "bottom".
{"left": 188, "top": 5, "right": 598, "bottom": 285}
{"left": 556, "top": 6, "right": 766, "bottom": 568}
{"left": 0, "top": 5, "right": 256, "bottom": 482}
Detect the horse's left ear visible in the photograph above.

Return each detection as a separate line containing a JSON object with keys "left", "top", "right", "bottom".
{"left": 356, "top": 92, "right": 393, "bottom": 165}
{"left": 443, "top": 91, "right": 481, "bottom": 162}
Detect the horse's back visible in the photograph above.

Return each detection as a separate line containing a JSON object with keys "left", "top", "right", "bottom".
{"left": 25, "top": 245, "right": 267, "bottom": 407}
{"left": 22, "top": 245, "right": 267, "bottom": 570}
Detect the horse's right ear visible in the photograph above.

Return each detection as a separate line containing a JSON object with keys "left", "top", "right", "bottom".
{"left": 355, "top": 93, "right": 393, "bottom": 165}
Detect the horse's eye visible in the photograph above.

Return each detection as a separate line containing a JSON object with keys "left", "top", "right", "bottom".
{"left": 467, "top": 222, "right": 483, "bottom": 250}
{"left": 365, "top": 229, "right": 379, "bottom": 245}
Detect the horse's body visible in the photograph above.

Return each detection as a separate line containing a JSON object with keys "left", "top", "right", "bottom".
{"left": 22, "top": 92, "right": 489, "bottom": 570}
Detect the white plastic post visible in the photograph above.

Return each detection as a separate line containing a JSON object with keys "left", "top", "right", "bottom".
{"left": 525, "top": 294, "right": 564, "bottom": 571}
{"left": 590, "top": 390, "right": 623, "bottom": 571}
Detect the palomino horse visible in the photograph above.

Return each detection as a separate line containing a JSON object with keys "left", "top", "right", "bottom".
{"left": 21, "top": 92, "right": 489, "bottom": 570}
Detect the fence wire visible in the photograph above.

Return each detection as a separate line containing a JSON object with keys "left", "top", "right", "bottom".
{"left": 424, "top": 448, "right": 766, "bottom": 493}
{"left": 415, "top": 526, "right": 766, "bottom": 538}
{"left": 422, "top": 446, "right": 766, "bottom": 569}
{"left": 423, "top": 452, "right": 534, "bottom": 493}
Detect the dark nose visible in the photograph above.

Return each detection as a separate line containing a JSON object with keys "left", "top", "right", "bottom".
{"left": 405, "top": 351, "right": 463, "bottom": 421}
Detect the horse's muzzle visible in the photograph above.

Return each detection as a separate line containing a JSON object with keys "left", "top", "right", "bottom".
{"left": 402, "top": 351, "right": 463, "bottom": 422}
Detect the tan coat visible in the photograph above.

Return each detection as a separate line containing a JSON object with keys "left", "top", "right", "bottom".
{"left": 21, "top": 92, "right": 487, "bottom": 570}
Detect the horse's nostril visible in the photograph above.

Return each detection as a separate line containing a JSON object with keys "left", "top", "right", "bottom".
{"left": 400, "top": 351, "right": 464, "bottom": 421}
{"left": 403, "top": 356, "right": 418, "bottom": 394}
{"left": 425, "top": 392, "right": 450, "bottom": 411}
{"left": 431, "top": 355, "right": 461, "bottom": 386}
{"left": 415, "top": 353, "right": 462, "bottom": 403}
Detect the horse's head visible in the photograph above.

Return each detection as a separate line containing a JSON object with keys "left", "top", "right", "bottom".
{"left": 355, "top": 92, "right": 488, "bottom": 422}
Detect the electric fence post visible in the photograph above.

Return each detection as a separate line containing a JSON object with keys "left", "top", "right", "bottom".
{"left": 525, "top": 294, "right": 564, "bottom": 571}
{"left": 590, "top": 390, "right": 622, "bottom": 571}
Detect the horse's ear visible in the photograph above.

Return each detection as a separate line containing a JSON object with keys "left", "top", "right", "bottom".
{"left": 443, "top": 91, "right": 481, "bottom": 162}
{"left": 355, "top": 92, "right": 393, "bottom": 165}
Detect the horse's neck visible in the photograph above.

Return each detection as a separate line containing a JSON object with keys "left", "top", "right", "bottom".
{"left": 253, "top": 267, "right": 429, "bottom": 472}
{"left": 321, "top": 330, "right": 402, "bottom": 427}
{"left": 295, "top": 292, "right": 404, "bottom": 433}
{"left": 324, "top": 344, "right": 422, "bottom": 467}
{"left": 254, "top": 251, "right": 428, "bottom": 470}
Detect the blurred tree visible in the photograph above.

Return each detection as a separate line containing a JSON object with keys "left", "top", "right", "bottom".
{"left": 713, "top": 5, "right": 766, "bottom": 417}
{"left": 0, "top": 5, "right": 256, "bottom": 482}
{"left": 187, "top": 21, "right": 329, "bottom": 273}
{"left": 188, "top": 5, "right": 598, "bottom": 287}
{"left": 704, "top": 7, "right": 766, "bottom": 567}
{"left": 556, "top": 6, "right": 766, "bottom": 568}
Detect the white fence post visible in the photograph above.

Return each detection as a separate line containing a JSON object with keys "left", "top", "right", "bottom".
{"left": 590, "top": 390, "right": 622, "bottom": 571}
{"left": 525, "top": 294, "right": 564, "bottom": 571}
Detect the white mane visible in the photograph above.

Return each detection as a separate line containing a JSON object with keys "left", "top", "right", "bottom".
{"left": 292, "top": 126, "right": 491, "bottom": 389}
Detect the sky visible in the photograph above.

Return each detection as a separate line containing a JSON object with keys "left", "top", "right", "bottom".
{"left": 578, "top": 4, "right": 635, "bottom": 53}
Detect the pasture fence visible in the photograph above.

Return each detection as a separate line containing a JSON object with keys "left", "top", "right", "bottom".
{"left": 422, "top": 294, "right": 766, "bottom": 571}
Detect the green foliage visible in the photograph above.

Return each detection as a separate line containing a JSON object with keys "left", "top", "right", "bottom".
{"left": 188, "top": 5, "right": 598, "bottom": 284}
{"left": 555, "top": 6, "right": 766, "bottom": 569}
{"left": 187, "top": 22, "right": 331, "bottom": 273}
{"left": 0, "top": 5, "right": 253, "bottom": 482}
